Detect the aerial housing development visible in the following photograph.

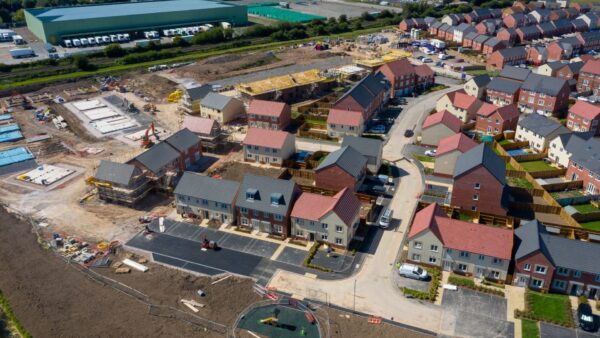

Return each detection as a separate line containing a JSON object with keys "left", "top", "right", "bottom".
{"left": 1, "top": 0, "right": 600, "bottom": 337}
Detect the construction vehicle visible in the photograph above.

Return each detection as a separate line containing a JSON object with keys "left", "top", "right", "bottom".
{"left": 168, "top": 90, "right": 182, "bottom": 103}
{"left": 141, "top": 122, "right": 160, "bottom": 148}
{"left": 259, "top": 308, "right": 280, "bottom": 326}
{"left": 85, "top": 176, "right": 112, "bottom": 188}
{"left": 200, "top": 234, "right": 218, "bottom": 250}
{"left": 143, "top": 104, "right": 157, "bottom": 113}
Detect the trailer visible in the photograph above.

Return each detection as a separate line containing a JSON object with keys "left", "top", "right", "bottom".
{"left": 12, "top": 35, "right": 25, "bottom": 45}
{"left": 64, "top": 40, "right": 72, "bottom": 48}
{"left": 10, "top": 48, "right": 35, "bottom": 59}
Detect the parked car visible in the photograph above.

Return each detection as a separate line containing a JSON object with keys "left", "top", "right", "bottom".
{"left": 416, "top": 55, "right": 424, "bottom": 60}
{"left": 378, "top": 207, "right": 392, "bottom": 228}
{"left": 422, "top": 58, "right": 433, "bottom": 63}
{"left": 404, "top": 129, "right": 413, "bottom": 137}
{"left": 368, "top": 125, "right": 386, "bottom": 134}
{"left": 398, "top": 263, "right": 428, "bottom": 280}
{"left": 578, "top": 303, "right": 599, "bottom": 332}
{"left": 425, "top": 149, "right": 437, "bottom": 157}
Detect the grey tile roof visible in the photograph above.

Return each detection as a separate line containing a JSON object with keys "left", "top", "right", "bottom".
{"left": 185, "top": 84, "right": 212, "bottom": 101}
{"left": 559, "top": 132, "right": 594, "bottom": 154}
{"left": 95, "top": 160, "right": 136, "bottom": 186}
{"left": 497, "top": 46, "right": 527, "bottom": 59}
{"left": 474, "top": 34, "right": 490, "bottom": 43}
{"left": 553, "top": 19, "right": 571, "bottom": 30}
{"left": 200, "top": 92, "right": 235, "bottom": 111}
{"left": 544, "top": 61, "right": 568, "bottom": 70}
{"left": 439, "top": 24, "right": 453, "bottom": 32}
{"left": 132, "top": 141, "right": 180, "bottom": 174}
{"left": 455, "top": 23, "right": 474, "bottom": 32}
{"left": 164, "top": 128, "right": 199, "bottom": 153}
{"left": 567, "top": 61, "right": 585, "bottom": 74}
{"left": 470, "top": 75, "right": 491, "bottom": 87}
{"left": 453, "top": 143, "right": 506, "bottom": 184}
{"left": 569, "top": 137, "right": 600, "bottom": 175}
{"left": 316, "top": 146, "right": 367, "bottom": 178}
{"left": 536, "top": 22, "right": 556, "bottom": 33}
{"left": 487, "top": 77, "right": 521, "bottom": 94}
{"left": 432, "top": 21, "right": 444, "bottom": 29}
{"left": 571, "top": 19, "right": 588, "bottom": 29}
{"left": 424, "top": 17, "right": 437, "bottom": 25}
{"left": 465, "top": 31, "right": 479, "bottom": 40}
{"left": 341, "top": 136, "right": 383, "bottom": 159}
{"left": 560, "top": 36, "right": 582, "bottom": 47}
{"left": 578, "top": 30, "right": 600, "bottom": 44}
{"left": 515, "top": 220, "right": 600, "bottom": 274}
{"left": 500, "top": 66, "right": 531, "bottom": 81}
{"left": 517, "top": 114, "right": 568, "bottom": 137}
{"left": 517, "top": 25, "right": 541, "bottom": 36}
{"left": 521, "top": 73, "right": 568, "bottom": 96}
{"left": 336, "top": 73, "right": 386, "bottom": 111}
{"left": 484, "top": 37, "right": 502, "bottom": 47}
{"left": 235, "top": 174, "right": 299, "bottom": 215}
{"left": 174, "top": 172, "right": 239, "bottom": 204}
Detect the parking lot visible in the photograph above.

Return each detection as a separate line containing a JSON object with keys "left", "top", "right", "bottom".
{"left": 440, "top": 288, "right": 514, "bottom": 338}
{"left": 540, "top": 322, "right": 600, "bottom": 338}
{"left": 394, "top": 267, "right": 431, "bottom": 292}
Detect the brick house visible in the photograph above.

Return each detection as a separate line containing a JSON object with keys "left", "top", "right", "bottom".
{"left": 516, "top": 25, "right": 542, "bottom": 43}
{"left": 333, "top": 72, "right": 387, "bottom": 119}
{"left": 546, "top": 37, "right": 582, "bottom": 61}
{"left": 515, "top": 113, "right": 570, "bottom": 152}
{"left": 486, "top": 77, "right": 522, "bottom": 107}
{"left": 548, "top": 132, "right": 594, "bottom": 168}
{"left": 513, "top": 219, "right": 600, "bottom": 297}
{"left": 434, "top": 133, "right": 478, "bottom": 176}
{"left": 482, "top": 37, "right": 507, "bottom": 55}
{"left": 463, "top": 32, "right": 480, "bottom": 48}
{"left": 472, "top": 34, "right": 491, "bottom": 51}
{"left": 518, "top": 73, "right": 570, "bottom": 116}
{"left": 444, "top": 25, "right": 455, "bottom": 41}
{"left": 243, "top": 128, "right": 295, "bottom": 166}
{"left": 451, "top": 143, "right": 508, "bottom": 215}
{"left": 327, "top": 108, "right": 365, "bottom": 139}
{"left": 475, "top": 103, "right": 520, "bottom": 134}
{"left": 290, "top": 188, "right": 361, "bottom": 248}
{"left": 576, "top": 31, "right": 600, "bottom": 52}
{"left": 497, "top": 28, "right": 517, "bottom": 45}
{"left": 437, "top": 23, "right": 451, "bottom": 39}
{"left": 436, "top": 89, "right": 484, "bottom": 123}
{"left": 566, "top": 100, "right": 600, "bottom": 135}
{"left": 236, "top": 174, "right": 301, "bottom": 238}
{"left": 488, "top": 47, "right": 527, "bottom": 69}
{"left": 314, "top": 146, "right": 367, "bottom": 192}
{"left": 566, "top": 141, "right": 600, "bottom": 194}
{"left": 407, "top": 203, "right": 513, "bottom": 281}
{"left": 536, "top": 22, "right": 557, "bottom": 38}
{"left": 529, "top": 9, "right": 551, "bottom": 23}
{"left": 421, "top": 110, "right": 463, "bottom": 147}
{"left": 503, "top": 12, "right": 529, "bottom": 28}
{"left": 549, "top": 9, "right": 567, "bottom": 21}
{"left": 577, "top": 13, "right": 599, "bottom": 30}
{"left": 537, "top": 61, "right": 584, "bottom": 87}
{"left": 341, "top": 135, "right": 383, "bottom": 173}
{"left": 453, "top": 23, "right": 476, "bottom": 43}
{"left": 475, "top": 20, "right": 496, "bottom": 35}
{"left": 247, "top": 99, "right": 291, "bottom": 130}
{"left": 571, "top": 18, "right": 588, "bottom": 32}
{"left": 499, "top": 65, "right": 531, "bottom": 83}
{"left": 399, "top": 18, "right": 427, "bottom": 31}
{"left": 552, "top": 19, "right": 573, "bottom": 36}
{"left": 576, "top": 59, "right": 600, "bottom": 95}
{"left": 415, "top": 64, "right": 435, "bottom": 90}
{"left": 527, "top": 46, "right": 548, "bottom": 66}
{"left": 430, "top": 21, "right": 444, "bottom": 36}
{"left": 377, "top": 59, "right": 434, "bottom": 97}
{"left": 572, "top": 2, "right": 591, "bottom": 13}
{"left": 441, "top": 14, "right": 462, "bottom": 26}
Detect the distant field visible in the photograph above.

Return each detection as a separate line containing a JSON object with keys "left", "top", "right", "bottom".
{"left": 571, "top": 0, "right": 600, "bottom": 3}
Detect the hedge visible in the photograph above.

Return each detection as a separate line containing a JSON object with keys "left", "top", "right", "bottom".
{"left": 514, "top": 290, "right": 575, "bottom": 328}
{"left": 401, "top": 267, "right": 441, "bottom": 302}
{"left": 0, "top": 289, "right": 31, "bottom": 338}
{"left": 448, "top": 274, "right": 505, "bottom": 297}
{"left": 303, "top": 242, "right": 332, "bottom": 272}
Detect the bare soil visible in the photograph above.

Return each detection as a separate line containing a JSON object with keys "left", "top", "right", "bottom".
{"left": 207, "top": 161, "right": 284, "bottom": 182}
{"left": 123, "top": 74, "right": 178, "bottom": 103}
{"left": 324, "top": 307, "right": 431, "bottom": 338}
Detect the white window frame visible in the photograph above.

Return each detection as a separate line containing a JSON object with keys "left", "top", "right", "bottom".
{"left": 413, "top": 241, "right": 423, "bottom": 249}
{"left": 534, "top": 264, "right": 547, "bottom": 275}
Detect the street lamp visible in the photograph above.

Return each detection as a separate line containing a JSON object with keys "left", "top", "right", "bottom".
{"left": 353, "top": 279, "right": 357, "bottom": 313}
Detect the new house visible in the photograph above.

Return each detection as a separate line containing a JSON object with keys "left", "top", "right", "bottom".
{"left": 504, "top": 12, "right": 529, "bottom": 28}
{"left": 200, "top": 92, "right": 244, "bottom": 124}
{"left": 451, "top": 143, "right": 508, "bottom": 215}
{"left": 472, "top": 34, "right": 492, "bottom": 52}
{"left": 243, "top": 128, "right": 295, "bottom": 166}
{"left": 291, "top": 188, "right": 361, "bottom": 248}
{"left": 179, "top": 84, "right": 212, "bottom": 115}
{"left": 436, "top": 90, "right": 484, "bottom": 123}
{"left": 463, "top": 32, "right": 480, "bottom": 48}
{"left": 527, "top": 46, "right": 548, "bottom": 66}
{"left": 513, "top": 219, "right": 600, "bottom": 297}
{"left": 327, "top": 108, "right": 365, "bottom": 138}
{"left": 377, "top": 59, "right": 434, "bottom": 97}
{"left": 236, "top": 174, "right": 301, "bottom": 238}
{"left": 548, "top": 132, "right": 594, "bottom": 167}
{"left": 488, "top": 47, "right": 527, "bottom": 69}
{"left": 182, "top": 116, "right": 225, "bottom": 152}
{"left": 464, "top": 75, "right": 491, "bottom": 99}
{"left": 314, "top": 146, "right": 367, "bottom": 192}
{"left": 546, "top": 38, "right": 581, "bottom": 61}
{"left": 475, "top": 103, "right": 520, "bottom": 135}
{"left": 247, "top": 99, "right": 291, "bottom": 130}
{"left": 421, "top": 110, "right": 463, "bottom": 147}
{"left": 407, "top": 203, "right": 513, "bottom": 281}
{"left": 93, "top": 160, "right": 151, "bottom": 206}
{"left": 434, "top": 132, "right": 478, "bottom": 176}
{"left": 566, "top": 140, "right": 600, "bottom": 194}
{"left": 515, "top": 113, "right": 570, "bottom": 152}
{"left": 576, "top": 59, "right": 600, "bottom": 95}
{"left": 482, "top": 37, "right": 506, "bottom": 55}
{"left": 518, "top": 74, "right": 570, "bottom": 116}
{"left": 516, "top": 25, "right": 542, "bottom": 42}
{"left": 174, "top": 172, "right": 240, "bottom": 225}
{"left": 453, "top": 23, "right": 476, "bottom": 43}
{"left": 333, "top": 72, "right": 387, "bottom": 119}
{"left": 500, "top": 66, "right": 531, "bottom": 83}
{"left": 537, "top": 61, "right": 583, "bottom": 84}
{"left": 486, "top": 77, "right": 522, "bottom": 107}
{"left": 341, "top": 136, "right": 383, "bottom": 173}
{"left": 566, "top": 100, "right": 600, "bottom": 135}
{"left": 497, "top": 28, "right": 517, "bottom": 45}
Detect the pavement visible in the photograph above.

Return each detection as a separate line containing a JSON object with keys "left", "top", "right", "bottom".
{"left": 540, "top": 322, "right": 599, "bottom": 338}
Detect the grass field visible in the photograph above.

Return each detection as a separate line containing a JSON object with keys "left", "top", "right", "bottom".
{"left": 528, "top": 291, "right": 571, "bottom": 324}
{"left": 507, "top": 176, "right": 534, "bottom": 189}
{"left": 572, "top": 203, "right": 600, "bottom": 214}
{"left": 580, "top": 220, "right": 600, "bottom": 232}
{"left": 519, "top": 160, "right": 555, "bottom": 172}
{"left": 413, "top": 154, "right": 435, "bottom": 163}
{"left": 522, "top": 319, "right": 539, "bottom": 338}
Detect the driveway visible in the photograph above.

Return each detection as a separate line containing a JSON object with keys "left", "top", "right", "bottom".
{"left": 440, "top": 288, "right": 514, "bottom": 338}
{"left": 540, "top": 322, "right": 600, "bottom": 338}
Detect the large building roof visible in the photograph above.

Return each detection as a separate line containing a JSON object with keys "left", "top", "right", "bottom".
{"left": 185, "top": 84, "right": 213, "bottom": 101}
{"left": 131, "top": 141, "right": 180, "bottom": 174}
{"left": 316, "top": 146, "right": 367, "bottom": 178}
{"left": 454, "top": 143, "right": 506, "bottom": 184}
{"left": 335, "top": 73, "right": 387, "bottom": 111}
{"left": 409, "top": 203, "right": 513, "bottom": 260}
{"left": 291, "top": 188, "right": 361, "bottom": 226}
{"left": 518, "top": 114, "right": 568, "bottom": 137}
{"left": 95, "top": 160, "right": 137, "bottom": 186}
{"left": 243, "top": 128, "right": 292, "bottom": 149}
{"left": 236, "top": 174, "right": 298, "bottom": 215}
{"left": 520, "top": 73, "right": 567, "bottom": 96}
{"left": 26, "top": 0, "right": 238, "bottom": 22}
{"left": 174, "top": 172, "right": 239, "bottom": 204}
{"left": 163, "top": 128, "right": 199, "bottom": 153}
{"left": 515, "top": 220, "right": 600, "bottom": 274}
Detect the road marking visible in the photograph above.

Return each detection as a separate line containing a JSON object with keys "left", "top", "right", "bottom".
{"left": 304, "top": 273, "right": 317, "bottom": 279}
{"left": 270, "top": 242, "right": 287, "bottom": 261}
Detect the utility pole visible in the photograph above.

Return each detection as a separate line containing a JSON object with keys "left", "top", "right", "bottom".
{"left": 353, "top": 279, "right": 357, "bottom": 313}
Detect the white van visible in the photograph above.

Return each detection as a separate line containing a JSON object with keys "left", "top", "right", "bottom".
{"left": 64, "top": 40, "right": 72, "bottom": 48}
{"left": 398, "top": 263, "right": 428, "bottom": 280}
{"left": 110, "top": 35, "right": 118, "bottom": 42}
{"left": 72, "top": 39, "right": 81, "bottom": 47}
{"left": 80, "top": 38, "right": 88, "bottom": 47}
{"left": 378, "top": 207, "right": 392, "bottom": 229}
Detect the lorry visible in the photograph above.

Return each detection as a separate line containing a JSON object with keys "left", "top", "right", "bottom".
{"left": 429, "top": 39, "right": 446, "bottom": 50}
{"left": 10, "top": 48, "right": 35, "bottom": 59}
{"left": 12, "top": 35, "right": 25, "bottom": 45}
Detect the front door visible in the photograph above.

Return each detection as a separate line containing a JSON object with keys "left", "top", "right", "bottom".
{"left": 264, "top": 157, "right": 269, "bottom": 164}
{"left": 251, "top": 219, "right": 260, "bottom": 230}
{"left": 222, "top": 214, "right": 228, "bottom": 224}
{"left": 570, "top": 283, "right": 582, "bottom": 296}
{"left": 589, "top": 287, "right": 598, "bottom": 300}
{"left": 309, "top": 233, "right": 315, "bottom": 241}
{"left": 476, "top": 268, "right": 484, "bottom": 278}
{"left": 203, "top": 210, "right": 209, "bottom": 219}
{"left": 516, "top": 275, "right": 529, "bottom": 287}
{"left": 443, "top": 261, "right": 452, "bottom": 271}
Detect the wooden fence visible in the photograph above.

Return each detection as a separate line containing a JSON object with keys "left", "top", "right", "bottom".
{"left": 542, "top": 180, "right": 583, "bottom": 193}
{"left": 435, "top": 204, "right": 515, "bottom": 228}
{"left": 513, "top": 152, "right": 547, "bottom": 162}
{"left": 555, "top": 194, "right": 600, "bottom": 207}
{"left": 506, "top": 170, "right": 526, "bottom": 178}
{"left": 284, "top": 168, "right": 315, "bottom": 180}
{"left": 509, "top": 201, "right": 562, "bottom": 214}
{"left": 571, "top": 211, "right": 600, "bottom": 223}
{"left": 529, "top": 168, "right": 567, "bottom": 179}
{"left": 501, "top": 141, "right": 529, "bottom": 150}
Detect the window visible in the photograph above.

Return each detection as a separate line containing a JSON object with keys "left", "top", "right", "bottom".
{"left": 321, "top": 234, "right": 328, "bottom": 241}
{"left": 221, "top": 203, "right": 228, "bottom": 209}
{"left": 274, "top": 214, "right": 283, "bottom": 221}
{"left": 430, "top": 245, "right": 439, "bottom": 252}
{"left": 321, "top": 223, "right": 328, "bottom": 229}
{"left": 270, "top": 193, "right": 283, "bottom": 206}
{"left": 573, "top": 270, "right": 581, "bottom": 278}
{"left": 596, "top": 274, "right": 600, "bottom": 283}
{"left": 241, "top": 217, "right": 249, "bottom": 225}
{"left": 414, "top": 241, "right": 423, "bottom": 249}
{"left": 412, "top": 254, "right": 421, "bottom": 261}
{"left": 335, "top": 225, "right": 343, "bottom": 233}
{"left": 460, "top": 251, "right": 470, "bottom": 258}
{"left": 492, "top": 258, "right": 502, "bottom": 265}
{"left": 297, "top": 219, "right": 303, "bottom": 225}
{"left": 429, "top": 257, "right": 437, "bottom": 264}
{"left": 274, "top": 225, "right": 283, "bottom": 233}
{"left": 473, "top": 194, "right": 479, "bottom": 201}
{"left": 246, "top": 145, "right": 252, "bottom": 150}
{"left": 457, "top": 264, "right": 468, "bottom": 272}
{"left": 253, "top": 210, "right": 260, "bottom": 217}
{"left": 535, "top": 265, "right": 547, "bottom": 274}
{"left": 240, "top": 207, "right": 248, "bottom": 214}
{"left": 263, "top": 212, "right": 270, "bottom": 218}
{"left": 528, "top": 97, "right": 534, "bottom": 104}
{"left": 490, "top": 270, "right": 500, "bottom": 279}
{"left": 335, "top": 238, "right": 343, "bottom": 245}
{"left": 538, "top": 100, "right": 544, "bottom": 105}
{"left": 202, "top": 199, "right": 209, "bottom": 206}
{"left": 553, "top": 280, "right": 566, "bottom": 290}
{"left": 474, "top": 183, "right": 480, "bottom": 190}
{"left": 446, "top": 248, "right": 452, "bottom": 254}
{"left": 531, "top": 278, "right": 543, "bottom": 288}
{"left": 479, "top": 255, "right": 485, "bottom": 261}
{"left": 557, "top": 267, "right": 569, "bottom": 276}
{"left": 296, "top": 230, "right": 303, "bottom": 236}
{"left": 272, "top": 149, "right": 278, "bottom": 153}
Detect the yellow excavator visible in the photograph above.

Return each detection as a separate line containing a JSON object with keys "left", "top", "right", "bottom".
{"left": 85, "top": 176, "right": 112, "bottom": 189}
{"left": 168, "top": 90, "right": 182, "bottom": 103}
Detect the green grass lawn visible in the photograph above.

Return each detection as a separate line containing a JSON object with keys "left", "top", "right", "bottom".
{"left": 522, "top": 319, "right": 539, "bottom": 338}
{"left": 519, "top": 160, "right": 555, "bottom": 172}
{"left": 528, "top": 291, "right": 571, "bottom": 324}
{"left": 413, "top": 154, "right": 435, "bottom": 163}
{"left": 507, "top": 176, "right": 535, "bottom": 189}
{"left": 580, "top": 220, "right": 600, "bottom": 232}
{"left": 572, "top": 204, "right": 600, "bottom": 214}
{"left": 466, "top": 69, "right": 499, "bottom": 77}
{"left": 506, "top": 162, "right": 515, "bottom": 170}
{"left": 499, "top": 139, "right": 511, "bottom": 146}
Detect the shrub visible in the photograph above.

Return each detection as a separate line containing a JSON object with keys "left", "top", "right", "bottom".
{"left": 104, "top": 43, "right": 126, "bottom": 58}
{"left": 302, "top": 242, "right": 332, "bottom": 272}
{"left": 448, "top": 274, "right": 505, "bottom": 297}
{"left": 172, "top": 36, "right": 190, "bottom": 47}
{"left": 72, "top": 55, "right": 95, "bottom": 71}
{"left": 0, "top": 289, "right": 31, "bottom": 338}
{"left": 401, "top": 267, "right": 441, "bottom": 302}
{"left": 578, "top": 295, "right": 589, "bottom": 305}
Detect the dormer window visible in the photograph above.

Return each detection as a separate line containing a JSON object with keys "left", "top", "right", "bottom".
{"left": 270, "top": 193, "right": 284, "bottom": 206}
{"left": 246, "top": 188, "right": 259, "bottom": 201}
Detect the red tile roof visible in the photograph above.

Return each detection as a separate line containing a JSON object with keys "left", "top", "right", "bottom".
{"left": 436, "top": 132, "right": 478, "bottom": 156}
{"left": 448, "top": 90, "right": 482, "bottom": 110}
{"left": 247, "top": 99, "right": 288, "bottom": 118}
{"left": 379, "top": 58, "right": 416, "bottom": 77}
{"left": 408, "top": 203, "right": 513, "bottom": 260}
{"left": 327, "top": 108, "right": 363, "bottom": 127}
{"left": 415, "top": 64, "right": 435, "bottom": 78}
{"left": 496, "top": 104, "right": 520, "bottom": 121}
{"left": 243, "top": 128, "right": 292, "bottom": 149}
{"left": 422, "top": 110, "right": 462, "bottom": 132}
{"left": 581, "top": 59, "right": 600, "bottom": 75}
{"left": 569, "top": 100, "right": 600, "bottom": 120}
{"left": 182, "top": 115, "right": 216, "bottom": 135}
{"left": 476, "top": 102, "right": 497, "bottom": 117}
{"left": 291, "top": 188, "right": 361, "bottom": 226}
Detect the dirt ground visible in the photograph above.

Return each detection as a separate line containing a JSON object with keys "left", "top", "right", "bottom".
{"left": 123, "top": 73, "right": 179, "bottom": 103}
{"left": 207, "top": 161, "right": 284, "bottom": 182}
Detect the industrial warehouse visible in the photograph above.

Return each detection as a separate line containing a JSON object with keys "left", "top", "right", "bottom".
{"left": 24, "top": 0, "right": 248, "bottom": 44}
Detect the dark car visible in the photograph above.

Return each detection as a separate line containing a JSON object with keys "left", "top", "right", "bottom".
{"left": 404, "top": 129, "right": 413, "bottom": 137}
{"left": 578, "top": 303, "right": 599, "bottom": 332}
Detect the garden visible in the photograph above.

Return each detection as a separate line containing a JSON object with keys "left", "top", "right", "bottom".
{"left": 519, "top": 160, "right": 556, "bottom": 173}
{"left": 515, "top": 290, "right": 574, "bottom": 328}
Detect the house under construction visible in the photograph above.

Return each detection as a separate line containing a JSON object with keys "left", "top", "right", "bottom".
{"left": 236, "top": 69, "right": 335, "bottom": 101}
{"left": 89, "top": 160, "right": 152, "bottom": 206}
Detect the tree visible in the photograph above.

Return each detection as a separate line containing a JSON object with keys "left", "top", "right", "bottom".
{"left": 361, "top": 11, "right": 375, "bottom": 21}
{"left": 13, "top": 9, "right": 24, "bottom": 22}
{"left": 338, "top": 14, "right": 348, "bottom": 23}
{"left": 172, "top": 35, "right": 189, "bottom": 47}
{"left": 104, "top": 43, "right": 126, "bottom": 57}
{"left": 72, "top": 55, "right": 93, "bottom": 71}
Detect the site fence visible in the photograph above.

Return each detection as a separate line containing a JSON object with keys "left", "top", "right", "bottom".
{"left": 148, "top": 304, "right": 228, "bottom": 335}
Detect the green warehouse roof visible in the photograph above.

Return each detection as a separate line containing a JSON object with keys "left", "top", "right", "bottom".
{"left": 27, "top": 0, "right": 240, "bottom": 22}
